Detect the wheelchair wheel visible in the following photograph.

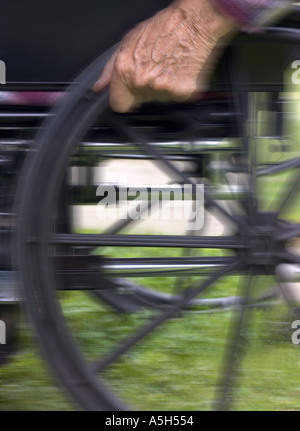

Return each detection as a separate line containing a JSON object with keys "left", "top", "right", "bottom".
{"left": 15, "top": 27, "right": 300, "bottom": 410}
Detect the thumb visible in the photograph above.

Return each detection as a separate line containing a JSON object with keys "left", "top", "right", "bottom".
{"left": 92, "top": 51, "right": 118, "bottom": 92}
{"left": 109, "top": 72, "right": 136, "bottom": 113}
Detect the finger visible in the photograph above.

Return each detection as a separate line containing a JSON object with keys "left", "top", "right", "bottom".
{"left": 92, "top": 51, "right": 118, "bottom": 92}
{"left": 109, "top": 71, "right": 136, "bottom": 113}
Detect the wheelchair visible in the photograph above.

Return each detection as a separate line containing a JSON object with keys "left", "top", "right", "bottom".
{"left": 1, "top": 0, "right": 300, "bottom": 411}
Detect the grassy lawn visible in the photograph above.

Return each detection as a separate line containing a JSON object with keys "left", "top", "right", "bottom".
{"left": 1, "top": 253, "right": 300, "bottom": 411}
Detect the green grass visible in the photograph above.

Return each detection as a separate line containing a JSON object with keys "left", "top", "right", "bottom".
{"left": 1, "top": 265, "right": 300, "bottom": 411}
{"left": 0, "top": 319, "right": 76, "bottom": 411}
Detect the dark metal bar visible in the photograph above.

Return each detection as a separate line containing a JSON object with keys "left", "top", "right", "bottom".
{"left": 50, "top": 233, "right": 242, "bottom": 249}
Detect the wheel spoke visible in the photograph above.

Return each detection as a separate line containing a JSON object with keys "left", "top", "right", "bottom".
{"left": 113, "top": 118, "right": 247, "bottom": 231}
{"left": 105, "top": 179, "right": 189, "bottom": 235}
{"left": 223, "top": 49, "right": 256, "bottom": 221}
{"left": 51, "top": 232, "right": 242, "bottom": 249}
{"left": 270, "top": 168, "right": 300, "bottom": 224}
{"left": 54, "top": 256, "right": 238, "bottom": 290}
{"left": 274, "top": 223, "right": 300, "bottom": 241}
{"left": 91, "top": 259, "right": 243, "bottom": 374}
{"left": 214, "top": 269, "right": 255, "bottom": 411}
{"left": 258, "top": 156, "right": 300, "bottom": 176}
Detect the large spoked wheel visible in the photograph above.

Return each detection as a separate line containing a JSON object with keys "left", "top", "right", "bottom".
{"left": 15, "top": 28, "right": 300, "bottom": 410}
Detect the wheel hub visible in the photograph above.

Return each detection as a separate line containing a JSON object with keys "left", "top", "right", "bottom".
{"left": 242, "top": 230, "right": 276, "bottom": 265}
{"left": 239, "top": 212, "right": 287, "bottom": 267}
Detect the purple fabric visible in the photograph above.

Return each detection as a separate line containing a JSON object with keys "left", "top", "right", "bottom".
{"left": 211, "top": 0, "right": 291, "bottom": 29}
{"left": 0, "top": 91, "right": 63, "bottom": 106}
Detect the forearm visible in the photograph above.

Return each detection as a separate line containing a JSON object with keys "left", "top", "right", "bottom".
{"left": 211, "top": 0, "right": 292, "bottom": 29}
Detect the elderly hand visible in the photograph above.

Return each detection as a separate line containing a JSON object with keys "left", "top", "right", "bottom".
{"left": 93, "top": 0, "right": 235, "bottom": 112}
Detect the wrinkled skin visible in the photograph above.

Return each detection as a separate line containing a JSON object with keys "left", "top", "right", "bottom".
{"left": 93, "top": 0, "right": 236, "bottom": 112}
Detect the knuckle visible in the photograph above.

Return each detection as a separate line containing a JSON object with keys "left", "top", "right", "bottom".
{"left": 152, "top": 77, "right": 192, "bottom": 101}
{"left": 171, "top": 81, "right": 195, "bottom": 100}
{"left": 173, "top": 87, "right": 192, "bottom": 101}
{"left": 114, "top": 58, "right": 125, "bottom": 77}
{"left": 114, "top": 53, "right": 131, "bottom": 79}
{"left": 132, "top": 74, "right": 147, "bottom": 89}
{"left": 151, "top": 77, "right": 168, "bottom": 93}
